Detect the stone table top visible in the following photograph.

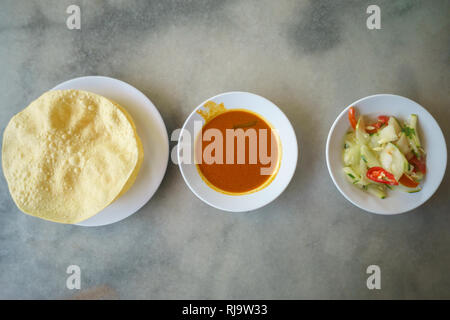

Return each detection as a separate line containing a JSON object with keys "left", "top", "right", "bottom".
{"left": 0, "top": 0, "right": 449, "bottom": 299}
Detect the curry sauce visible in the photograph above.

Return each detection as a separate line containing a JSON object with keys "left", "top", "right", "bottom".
{"left": 196, "top": 109, "right": 280, "bottom": 194}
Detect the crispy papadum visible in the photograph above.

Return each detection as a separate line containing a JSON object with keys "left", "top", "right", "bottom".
{"left": 2, "top": 89, "right": 143, "bottom": 224}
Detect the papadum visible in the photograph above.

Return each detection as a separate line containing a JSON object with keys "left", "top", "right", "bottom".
{"left": 2, "top": 89, "right": 143, "bottom": 224}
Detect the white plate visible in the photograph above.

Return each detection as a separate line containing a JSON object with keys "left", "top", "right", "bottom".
{"left": 52, "top": 76, "right": 169, "bottom": 226}
{"left": 326, "top": 94, "right": 447, "bottom": 215}
{"left": 178, "top": 92, "right": 298, "bottom": 212}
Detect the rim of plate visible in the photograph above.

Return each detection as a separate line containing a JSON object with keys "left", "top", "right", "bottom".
{"left": 326, "top": 93, "right": 447, "bottom": 215}
{"left": 178, "top": 91, "right": 299, "bottom": 212}
{"left": 51, "top": 76, "right": 169, "bottom": 226}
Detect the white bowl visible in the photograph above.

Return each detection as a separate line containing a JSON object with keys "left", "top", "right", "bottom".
{"left": 178, "top": 92, "right": 298, "bottom": 212}
{"left": 326, "top": 94, "right": 447, "bottom": 215}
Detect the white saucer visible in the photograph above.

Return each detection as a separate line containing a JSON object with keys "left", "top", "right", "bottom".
{"left": 52, "top": 76, "right": 169, "bottom": 226}
{"left": 178, "top": 91, "right": 298, "bottom": 212}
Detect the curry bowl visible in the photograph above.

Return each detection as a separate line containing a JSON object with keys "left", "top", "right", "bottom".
{"left": 178, "top": 92, "right": 298, "bottom": 212}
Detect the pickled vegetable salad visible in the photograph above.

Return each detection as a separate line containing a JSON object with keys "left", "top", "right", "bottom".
{"left": 343, "top": 107, "right": 426, "bottom": 199}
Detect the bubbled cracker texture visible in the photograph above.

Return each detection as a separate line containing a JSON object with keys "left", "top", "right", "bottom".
{"left": 2, "top": 89, "right": 142, "bottom": 224}
{"left": 109, "top": 101, "right": 144, "bottom": 201}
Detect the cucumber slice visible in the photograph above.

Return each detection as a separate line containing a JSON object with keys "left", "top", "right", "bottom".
{"left": 343, "top": 144, "right": 360, "bottom": 167}
{"left": 343, "top": 167, "right": 360, "bottom": 184}
{"left": 395, "top": 132, "right": 411, "bottom": 155}
{"left": 409, "top": 114, "right": 421, "bottom": 147}
{"left": 344, "top": 132, "right": 357, "bottom": 148}
{"left": 368, "top": 132, "right": 383, "bottom": 150}
{"left": 355, "top": 117, "right": 369, "bottom": 145}
{"left": 393, "top": 184, "right": 422, "bottom": 193}
{"left": 379, "top": 143, "right": 408, "bottom": 181}
{"left": 403, "top": 114, "right": 421, "bottom": 156}
{"left": 367, "top": 184, "right": 387, "bottom": 199}
{"left": 377, "top": 117, "right": 401, "bottom": 144}
{"left": 389, "top": 116, "right": 402, "bottom": 134}
{"left": 357, "top": 159, "right": 370, "bottom": 186}
{"left": 360, "top": 144, "right": 381, "bottom": 168}
{"left": 343, "top": 132, "right": 357, "bottom": 153}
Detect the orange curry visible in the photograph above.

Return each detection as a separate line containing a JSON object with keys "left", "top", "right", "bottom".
{"left": 196, "top": 110, "right": 279, "bottom": 194}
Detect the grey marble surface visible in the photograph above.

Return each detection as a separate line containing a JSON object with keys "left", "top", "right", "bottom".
{"left": 0, "top": 0, "right": 449, "bottom": 299}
